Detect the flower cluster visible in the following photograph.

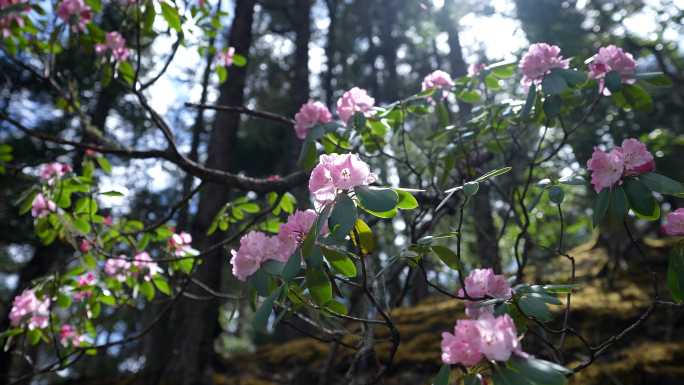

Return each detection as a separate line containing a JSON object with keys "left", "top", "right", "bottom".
{"left": 74, "top": 273, "right": 95, "bottom": 301}
{"left": 586, "top": 138, "right": 654, "bottom": 193}
{"left": 467, "top": 63, "right": 486, "bottom": 78}
{"left": 309, "top": 153, "right": 377, "bottom": 208}
{"left": 459, "top": 268, "right": 513, "bottom": 319}
{"left": 421, "top": 70, "right": 453, "bottom": 103}
{"left": 40, "top": 162, "right": 72, "bottom": 181}
{"left": 336, "top": 87, "right": 375, "bottom": 126}
{"left": 519, "top": 43, "right": 570, "bottom": 89}
{"left": 60, "top": 325, "right": 85, "bottom": 347}
{"left": 104, "top": 253, "right": 158, "bottom": 282}
{"left": 31, "top": 193, "right": 57, "bottom": 218}
{"left": 56, "top": 0, "right": 92, "bottom": 33}
{"left": 441, "top": 313, "right": 530, "bottom": 366}
{"left": 662, "top": 208, "right": 684, "bottom": 236}
{"left": 168, "top": 230, "right": 194, "bottom": 257}
{"left": 217, "top": 47, "right": 235, "bottom": 67}
{"left": 230, "top": 231, "right": 283, "bottom": 281}
{"left": 94, "top": 31, "right": 130, "bottom": 63}
{"left": 294, "top": 101, "right": 333, "bottom": 139}
{"left": 588, "top": 45, "right": 637, "bottom": 94}
{"left": 9, "top": 291, "right": 50, "bottom": 330}
{"left": 277, "top": 209, "right": 328, "bottom": 258}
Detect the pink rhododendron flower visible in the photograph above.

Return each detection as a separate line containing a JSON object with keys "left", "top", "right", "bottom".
{"left": 103, "top": 216, "right": 114, "bottom": 226}
{"left": 661, "top": 208, "right": 684, "bottom": 236}
{"left": 277, "top": 209, "right": 329, "bottom": 258}
{"left": 168, "top": 231, "right": 194, "bottom": 257}
{"left": 56, "top": 0, "right": 92, "bottom": 33}
{"left": 9, "top": 291, "right": 50, "bottom": 330}
{"left": 519, "top": 43, "right": 570, "bottom": 89}
{"left": 217, "top": 47, "right": 235, "bottom": 67}
{"left": 131, "top": 252, "right": 158, "bottom": 280}
{"left": 0, "top": 14, "right": 24, "bottom": 38}
{"left": 614, "top": 138, "right": 654, "bottom": 174}
{"left": 79, "top": 240, "right": 92, "bottom": 252}
{"left": 588, "top": 45, "right": 637, "bottom": 94}
{"left": 308, "top": 153, "right": 378, "bottom": 207}
{"left": 40, "top": 162, "right": 72, "bottom": 180}
{"left": 586, "top": 147, "right": 625, "bottom": 193}
{"left": 441, "top": 313, "right": 529, "bottom": 366}
{"left": 230, "top": 231, "right": 282, "bottom": 281}
{"left": 74, "top": 273, "right": 95, "bottom": 301}
{"left": 336, "top": 87, "right": 375, "bottom": 126}
{"left": 60, "top": 325, "right": 85, "bottom": 347}
{"left": 467, "top": 63, "right": 486, "bottom": 78}
{"left": 294, "top": 101, "right": 334, "bottom": 139}
{"left": 104, "top": 257, "right": 131, "bottom": 281}
{"left": 31, "top": 193, "right": 57, "bottom": 218}
{"left": 421, "top": 70, "right": 453, "bottom": 103}
{"left": 459, "top": 268, "right": 513, "bottom": 319}
{"left": 94, "top": 32, "right": 130, "bottom": 63}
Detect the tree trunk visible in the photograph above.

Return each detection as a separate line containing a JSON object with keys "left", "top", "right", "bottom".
{"left": 323, "top": 0, "right": 339, "bottom": 110}
{"left": 288, "top": 0, "right": 312, "bottom": 174}
{"left": 155, "top": 1, "right": 257, "bottom": 384}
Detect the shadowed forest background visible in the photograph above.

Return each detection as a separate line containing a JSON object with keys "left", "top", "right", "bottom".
{"left": 1, "top": 0, "right": 684, "bottom": 384}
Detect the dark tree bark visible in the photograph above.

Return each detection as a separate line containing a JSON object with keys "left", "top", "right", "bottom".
{"left": 472, "top": 183, "right": 502, "bottom": 273}
{"left": 323, "top": 0, "right": 339, "bottom": 110}
{"left": 153, "top": 1, "right": 257, "bottom": 384}
{"left": 288, "top": 0, "right": 312, "bottom": 174}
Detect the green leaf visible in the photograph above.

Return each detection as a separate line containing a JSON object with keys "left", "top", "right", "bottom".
{"left": 96, "top": 157, "right": 111, "bottom": 173}
{"left": 251, "top": 269, "right": 271, "bottom": 297}
{"left": 610, "top": 185, "right": 629, "bottom": 221}
{"left": 301, "top": 215, "right": 319, "bottom": 260}
{"left": 73, "top": 218, "right": 91, "bottom": 234}
{"left": 639, "top": 173, "right": 684, "bottom": 195}
{"left": 541, "top": 71, "right": 567, "bottom": 95}
{"left": 493, "top": 368, "right": 535, "bottom": 385}
{"left": 282, "top": 250, "right": 302, "bottom": 282}
{"left": 463, "top": 181, "right": 479, "bottom": 195}
{"left": 468, "top": 298, "right": 504, "bottom": 309}
{"left": 394, "top": 189, "right": 418, "bottom": 209}
{"left": 100, "top": 191, "right": 124, "bottom": 197}
{"left": 305, "top": 267, "right": 332, "bottom": 306}
{"left": 57, "top": 294, "right": 72, "bottom": 308}
{"left": 152, "top": 276, "right": 170, "bottom": 295}
{"left": 252, "top": 285, "right": 283, "bottom": 330}
{"left": 520, "top": 86, "right": 537, "bottom": 120}
{"left": 525, "top": 293, "right": 563, "bottom": 305}
{"left": 612, "top": 84, "right": 653, "bottom": 113}
{"left": 455, "top": 89, "right": 480, "bottom": 103}
{"left": 548, "top": 185, "right": 565, "bottom": 204}
{"left": 232, "top": 54, "right": 247, "bottom": 67}
{"left": 118, "top": 61, "right": 135, "bottom": 84}
{"left": 433, "top": 364, "right": 450, "bottom": 385}
{"left": 351, "top": 219, "right": 375, "bottom": 255}
{"left": 518, "top": 297, "right": 550, "bottom": 318}
{"left": 604, "top": 71, "right": 622, "bottom": 93}
{"left": 322, "top": 299, "right": 347, "bottom": 316}
{"left": 642, "top": 75, "right": 672, "bottom": 87}
{"left": 667, "top": 249, "right": 684, "bottom": 304}
{"left": 354, "top": 185, "right": 398, "bottom": 213}
{"left": 435, "top": 190, "right": 455, "bottom": 212}
{"left": 306, "top": 245, "right": 324, "bottom": 270}
{"left": 430, "top": 245, "right": 460, "bottom": 271}
{"left": 262, "top": 260, "right": 286, "bottom": 276}
{"left": 623, "top": 178, "right": 656, "bottom": 218}
{"left": 321, "top": 247, "right": 356, "bottom": 277}
{"left": 593, "top": 187, "right": 610, "bottom": 228}
{"left": 0, "top": 144, "right": 12, "bottom": 153}
{"left": 511, "top": 356, "right": 569, "bottom": 385}
{"left": 485, "top": 75, "right": 501, "bottom": 90}
{"left": 509, "top": 303, "right": 528, "bottom": 329}
{"left": 476, "top": 167, "right": 512, "bottom": 182}
{"left": 328, "top": 194, "right": 358, "bottom": 241}
{"left": 528, "top": 189, "right": 545, "bottom": 212}
{"left": 558, "top": 175, "right": 585, "bottom": 185}
{"left": 217, "top": 66, "right": 227, "bottom": 83}
{"left": 160, "top": 2, "right": 182, "bottom": 32}
{"left": 551, "top": 67, "right": 588, "bottom": 86}
{"left": 543, "top": 95, "right": 562, "bottom": 118}
{"left": 139, "top": 280, "right": 155, "bottom": 301}
{"left": 544, "top": 284, "right": 580, "bottom": 292}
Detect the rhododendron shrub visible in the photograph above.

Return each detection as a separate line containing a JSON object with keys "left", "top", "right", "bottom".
{"left": 2, "top": 5, "right": 683, "bottom": 382}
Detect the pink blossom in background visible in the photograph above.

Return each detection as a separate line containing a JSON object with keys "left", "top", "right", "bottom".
{"left": 661, "top": 208, "right": 684, "bottom": 236}
{"left": 40, "top": 162, "right": 72, "bottom": 180}
{"left": 103, "top": 216, "right": 114, "bottom": 226}
{"left": 56, "top": 0, "right": 92, "bottom": 33}
{"left": 217, "top": 47, "right": 235, "bottom": 67}
{"left": 168, "top": 231, "right": 193, "bottom": 257}
{"left": 1, "top": 14, "right": 24, "bottom": 38}
{"left": 277, "top": 209, "right": 328, "bottom": 258}
{"left": 294, "top": 101, "right": 333, "bottom": 139}
{"left": 94, "top": 32, "right": 130, "bottom": 63}
{"left": 31, "top": 193, "right": 57, "bottom": 218}
{"left": 9, "top": 291, "right": 50, "bottom": 330}
{"left": 586, "top": 147, "right": 625, "bottom": 193}
{"left": 459, "top": 268, "right": 513, "bottom": 319}
{"left": 130, "top": 252, "right": 158, "bottom": 280}
{"left": 467, "top": 63, "right": 486, "bottom": 78}
{"left": 308, "top": 153, "right": 377, "bottom": 207}
{"left": 421, "top": 70, "right": 453, "bottom": 102}
{"left": 441, "top": 313, "right": 529, "bottom": 366}
{"left": 614, "top": 138, "right": 654, "bottom": 174}
{"left": 79, "top": 240, "right": 92, "bottom": 252}
{"left": 230, "top": 231, "right": 282, "bottom": 281}
{"left": 269, "top": 175, "right": 281, "bottom": 180}
{"left": 104, "top": 257, "right": 130, "bottom": 281}
{"left": 74, "top": 273, "right": 95, "bottom": 301}
{"left": 0, "top": 0, "right": 29, "bottom": 9}
{"left": 60, "top": 325, "right": 85, "bottom": 347}
{"left": 198, "top": 0, "right": 206, "bottom": 5}
{"left": 519, "top": 43, "right": 570, "bottom": 89}
{"left": 336, "top": 87, "right": 375, "bottom": 126}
